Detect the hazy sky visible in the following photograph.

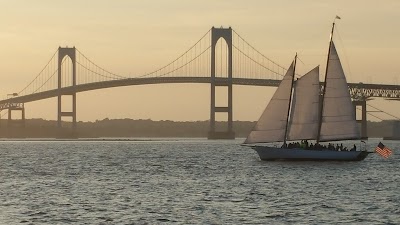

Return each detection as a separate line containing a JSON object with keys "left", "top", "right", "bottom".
{"left": 1, "top": 0, "right": 400, "bottom": 122}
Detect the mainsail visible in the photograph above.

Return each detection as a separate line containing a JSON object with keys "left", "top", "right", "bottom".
{"left": 319, "top": 42, "right": 359, "bottom": 141}
{"left": 244, "top": 62, "right": 295, "bottom": 144}
{"left": 287, "top": 66, "right": 320, "bottom": 141}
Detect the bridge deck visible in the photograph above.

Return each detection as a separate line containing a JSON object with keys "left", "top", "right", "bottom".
{"left": 0, "top": 77, "right": 399, "bottom": 108}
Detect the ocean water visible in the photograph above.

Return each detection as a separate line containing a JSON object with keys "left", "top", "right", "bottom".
{"left": 0, "top": 138, "right": 399, "bottom": 225}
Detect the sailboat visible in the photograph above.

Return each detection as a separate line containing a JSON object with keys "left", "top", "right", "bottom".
{"left": 244, "top": 22, "right": 372, "bottom": 161}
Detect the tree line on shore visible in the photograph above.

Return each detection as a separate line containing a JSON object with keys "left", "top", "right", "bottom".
{"left": 0, "top": 118, "right": 397, "bottom": 138}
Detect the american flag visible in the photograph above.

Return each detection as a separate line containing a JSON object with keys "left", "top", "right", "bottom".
{"left": 375, "top": 142, "right": 393, "bottom": 158}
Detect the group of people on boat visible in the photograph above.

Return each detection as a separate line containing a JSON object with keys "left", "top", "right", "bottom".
{"left": 282, "top": 140, "right": 357, "bottom": 151}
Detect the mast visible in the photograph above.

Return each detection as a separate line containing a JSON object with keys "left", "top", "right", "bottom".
{"left": 316, "top": 22, "right": 335, "bottom": 143}
{"left": 283, "top": 53, "right": 297, "bottom": 146}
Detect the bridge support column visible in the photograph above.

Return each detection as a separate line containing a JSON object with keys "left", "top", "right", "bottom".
{"left": 353, "top": 100, "right": 367, "bottom": 139}
{"left": 58, "top": 47, "right": 77, "bottom": 135}
{"left": 7, "top": 103, "right": 25, "bottom": 128}
{"left": 208, "top": 27, "right": 235, "bottom": 139}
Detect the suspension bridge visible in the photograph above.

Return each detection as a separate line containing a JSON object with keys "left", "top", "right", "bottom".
{"left": 1, "top": 27, "right": 400, "bottom": 139}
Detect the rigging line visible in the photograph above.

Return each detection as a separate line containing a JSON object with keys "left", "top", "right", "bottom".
{"left": 292, "top": 56, "right": 307, "bottom": 78}
{"left": 334, "top": 26, "right": 353, "bottom": 82}
{"left": 232, "top": 45, "right": 284, "bottom": 77}
{"left": 367, "top": 103, "right": 400, "bottom": 120}
{"left": 18, "top": 49, "right": 59, "bottom": 95}
{"left": 75, "top": 49, "right": 127, "bottom": 79}
{"left": 356, "top": 107, "right": 383, "bottom": 121}
{"left": 232, "top": 29, "right": 287, "bottom": 71}
{"left": 296, "top": 56, "right": 306, "bottom": 66}
{"left": 137, "top": 46, "right": 211, "bottom": 78}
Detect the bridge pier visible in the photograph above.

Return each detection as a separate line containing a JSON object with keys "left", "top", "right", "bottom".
{"left": 208, "top": 27, "right": 235, "bottom": 139}
{"left": 58, "top": 47, "right": 77, "bottom": 134}
{"left": 353, "top": 100, "right": 367, "bottom": 139}
{"left": 7, "top": 103, "right": 25, "bottom": 128}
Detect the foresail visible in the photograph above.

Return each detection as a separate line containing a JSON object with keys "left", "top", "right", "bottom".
{"left": 244, "top": 62, "right": 294, "bottom": 144}
{"left": 319, "top": 42, "right": 359, "bottom": 141}
{"left": 287, "top": 66, "right": 320, "bottom": 141}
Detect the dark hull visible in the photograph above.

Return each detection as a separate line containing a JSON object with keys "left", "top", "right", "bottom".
{"left": 253, "top": 146, "right": 371, "bottom": 161}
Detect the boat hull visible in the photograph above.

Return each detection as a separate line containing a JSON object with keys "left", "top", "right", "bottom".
{"left": 253, "top": 146, "right": 371, "bottom": 161}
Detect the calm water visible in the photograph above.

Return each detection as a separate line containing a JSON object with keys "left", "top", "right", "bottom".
{"left": 0, "top": 138, "right": 399, "bottom": 225}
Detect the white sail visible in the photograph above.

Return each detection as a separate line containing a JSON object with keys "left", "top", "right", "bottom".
{"left": 319, "top": 42, "right": 359, "bottom": 141}
{"left": 244, "top": 62, "right": 294, "bottom": 144}
{"left": 287, "top": 66, "right": 320, "bottom": 141}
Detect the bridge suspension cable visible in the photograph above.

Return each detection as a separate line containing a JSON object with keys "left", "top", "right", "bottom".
{"left": 76, "top": 49, "right": 128, "bottom": 83}
{"left": 232, "top": 29, "right": 287, "bottom": 79}
{"left": 17, "top": 49, "right": 59, "bottom": 97}
{"left": 137, "top": 29, "right": 212, "bottom": 79}
{"left": 7, "top": 27, "right": 323, "bottom": 102}
{"left": 3, "top": 26, "right": 400, "bottom": 135}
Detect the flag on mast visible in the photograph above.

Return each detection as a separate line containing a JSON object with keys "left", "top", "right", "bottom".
{"left": 336, "top": 15, "right": 341, "bottom": 19}
{"left": 375, "top": 142, "right": 393, "bottom": 158}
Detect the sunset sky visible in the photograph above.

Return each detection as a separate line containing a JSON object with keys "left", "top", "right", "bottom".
{"left": 1, "top": 0, "right": 399, "bottom": 122}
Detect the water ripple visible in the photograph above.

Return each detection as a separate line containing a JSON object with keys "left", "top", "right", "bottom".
{"left": 0, "top": 139, "right": 399, "bottom": 224}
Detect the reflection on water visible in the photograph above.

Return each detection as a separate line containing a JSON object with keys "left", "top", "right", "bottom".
{"left": 0, "top": 138, "right": 399, "bottom": 224}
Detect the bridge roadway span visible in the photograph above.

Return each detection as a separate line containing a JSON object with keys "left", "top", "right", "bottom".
{"left": 0, "top": 77, "right": 399, "bottom": 108}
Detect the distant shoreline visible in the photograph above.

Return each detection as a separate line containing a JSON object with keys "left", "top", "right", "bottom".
{"left": 0, "top": 138, "right": 204, "bottom": 142}
{"left": 0, "top": 118, "right": 395, "bottom": 139}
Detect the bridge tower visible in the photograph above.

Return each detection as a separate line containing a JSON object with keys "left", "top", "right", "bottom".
{"left": 208, "top": 27, "right": 235, "bottom": 139}
{"left": 57, "top": 47, "right": 77, "bottom": 132}
{"left": 353, "top": 100, "right": 367, "bottom": 139}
